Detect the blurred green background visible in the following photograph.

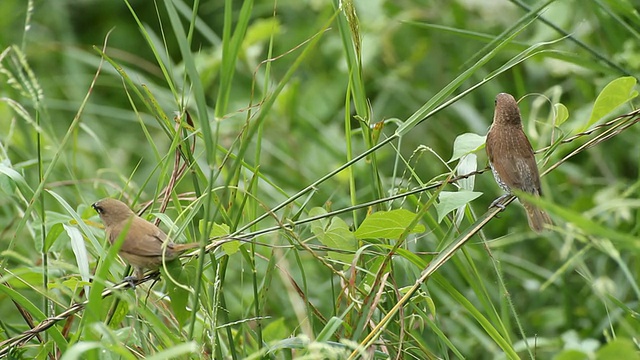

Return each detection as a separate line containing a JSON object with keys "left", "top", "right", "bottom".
{"left": 0, "top": 0, "right": 639, "bottom": 359}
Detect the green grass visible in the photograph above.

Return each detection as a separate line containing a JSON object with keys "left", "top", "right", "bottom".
{"left": 0, "top": 0, "right": 639, "bottom": 359}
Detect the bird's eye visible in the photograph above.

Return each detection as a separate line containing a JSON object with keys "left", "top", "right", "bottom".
{"left": 92, "top": 203, "right": 104, "bottom": 214}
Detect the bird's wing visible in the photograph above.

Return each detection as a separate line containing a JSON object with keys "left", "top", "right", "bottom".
{"left": 487, "top": 128, "right": 542, "bottom": 195}
{"left": 117, "top": 217, "right": 170, "bottom": 258}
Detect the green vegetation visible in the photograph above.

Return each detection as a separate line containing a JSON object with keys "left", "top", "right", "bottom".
{"left": 0, "top": 0, "right": 639, "bottom": 359}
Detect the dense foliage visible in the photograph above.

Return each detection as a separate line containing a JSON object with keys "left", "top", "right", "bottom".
{"left": 0, "top": 0, "right": 639, "bottom": 359}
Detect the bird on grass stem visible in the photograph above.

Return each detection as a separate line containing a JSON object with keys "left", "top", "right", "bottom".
{"left": 485, "top": 93, "right": 552, "bottom": 233}
{"left": 92, "top": 198, "right": 199, "bottom": 285}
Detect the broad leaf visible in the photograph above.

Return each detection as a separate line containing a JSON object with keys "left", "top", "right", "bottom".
{"left": 436, "top": 191, "right": 483, "bottom": 223}
{"left": 584, "top": 76, "right": 637, "bottom": 130}
{"left": 449, "top": 133, "right": 486, "bottom": 163}
{"left": 355, "top": 209, "right": 425, "bottom": 239}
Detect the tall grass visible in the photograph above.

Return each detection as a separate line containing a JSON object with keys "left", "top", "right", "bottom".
{"left": 0, "top": 0, "right": 639, "bottom": 359}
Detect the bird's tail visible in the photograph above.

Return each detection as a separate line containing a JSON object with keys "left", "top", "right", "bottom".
{"left": 172, "top": 242, "right": 201, "bottom": 253}
{"left": 523, "top": 202, "right": 552, "bottom": 233}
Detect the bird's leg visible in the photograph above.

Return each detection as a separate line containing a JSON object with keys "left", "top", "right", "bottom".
{"left": 123, "top": 267, "right": 145, "bottom": 288}
{"left": 489, "top": 193, "right": 511, "bottom": 210}
{"left": 123, "top": 276, "right": 137, "bottom": 288}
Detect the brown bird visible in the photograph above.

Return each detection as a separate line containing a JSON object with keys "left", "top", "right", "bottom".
{"left": 486, "top": 93, "right": 552, "bottom": 233}
{"left": 92, "top": 198, "right": 199, "bottom": 282}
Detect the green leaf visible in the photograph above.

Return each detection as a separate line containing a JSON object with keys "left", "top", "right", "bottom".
{"left": 354, "top": 209, "right": 425, "bottom": 239}
{"left": 213, "top": 223, "right": 240, "bottom": 255}
{"left": 584, "top": 76, "right": 638, "bottom": 130}
{"left": 243, "top": 18, "right": 281, "bottom": 49}
{"left": 199, "top": 219, "right": 218, "bottom": 237}
{"left": 44, "top": 223, "right": 64, "bottom": 252}
{"left": 59, "top": 342, "right": 103, "bottom": 360}
{"left": 596, "top": 339, "right": 640, "bottom": 360}
{"left": 436, "top": 191, "right": 483, "bottom": 223}
{"left": 107, "top": 300, "right": 130, "bottom": 329}
{"left": 554, "top": 349, "right": 590, "bottom": 360}
{"left": 49, "top": 277, "right": 91, "bottom": 292}
{"left": 316, "top": 317, "right": 343, "bottom": 342}
{"left": 164, "top": 259, "right": 194, "bottom": 328}
{"left": 448, "top": 133, "right": 486, "bottom": 162}
{"left": 0, "top": 284, "right": 68, "bottom": 351}
{"left": 0, "top": 163, "right": 33, "bottom": 198}
{"left": 309, "top": 207, "right": 329, "bottom": 236}
{"left": 554, "top": 103, "right": 569, "bottom": 126}
{"left": 65, "top": 223, "right": 91, "bottom": 294}
{"left": 456, "top": 153, "right": 478, "bottom": 192}
{"left": 142, "top": 342, "right": 198, "bottom": 359}
{"left": 221, "top": 238, "right": 242, "bottom": 255}
{"left": 317, "top": 216, "right": 357, "bottom": 264}
{"left": 263, "top": 317, "right": 289, "bottom": 343}
{"left": 200, "top": 221, "right": 240, "bottom": 255}
{"left": 0, "top": 164, "right": 16, "bottom": 195}
{"left": 0, "top": 265, "right": 43, "bottom": 288}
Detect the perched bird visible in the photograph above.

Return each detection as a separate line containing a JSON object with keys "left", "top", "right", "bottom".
{"left": 485, "top": 93, "right": 552, "bottom": 233}
{"left": 92, "top": 198, "right": 199, "bottom": 282}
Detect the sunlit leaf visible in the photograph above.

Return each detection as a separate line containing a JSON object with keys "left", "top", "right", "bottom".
{"left": 355, "top": 209, "right": 425, "bottom": 239}
{"left": 449, "top": 133, "right": 486, "bottom": 162}
{"left": 436, "top": 191, "right": 483, "bottom": 223}
{"left": 65, "top": 223, "right": 91, "bottom": 297}
{"left": 554, "top": 103, "right": 569, "bottom": 126}
{"left": 584, "top": 76, "right": 638, "bottom": 130}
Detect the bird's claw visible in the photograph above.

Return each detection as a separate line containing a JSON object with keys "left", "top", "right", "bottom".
{"left": 123, "top": 276, "right": 138, "bottom": 289}
{"left": 489, "top": 194, "right": 510, "bottom": 211}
